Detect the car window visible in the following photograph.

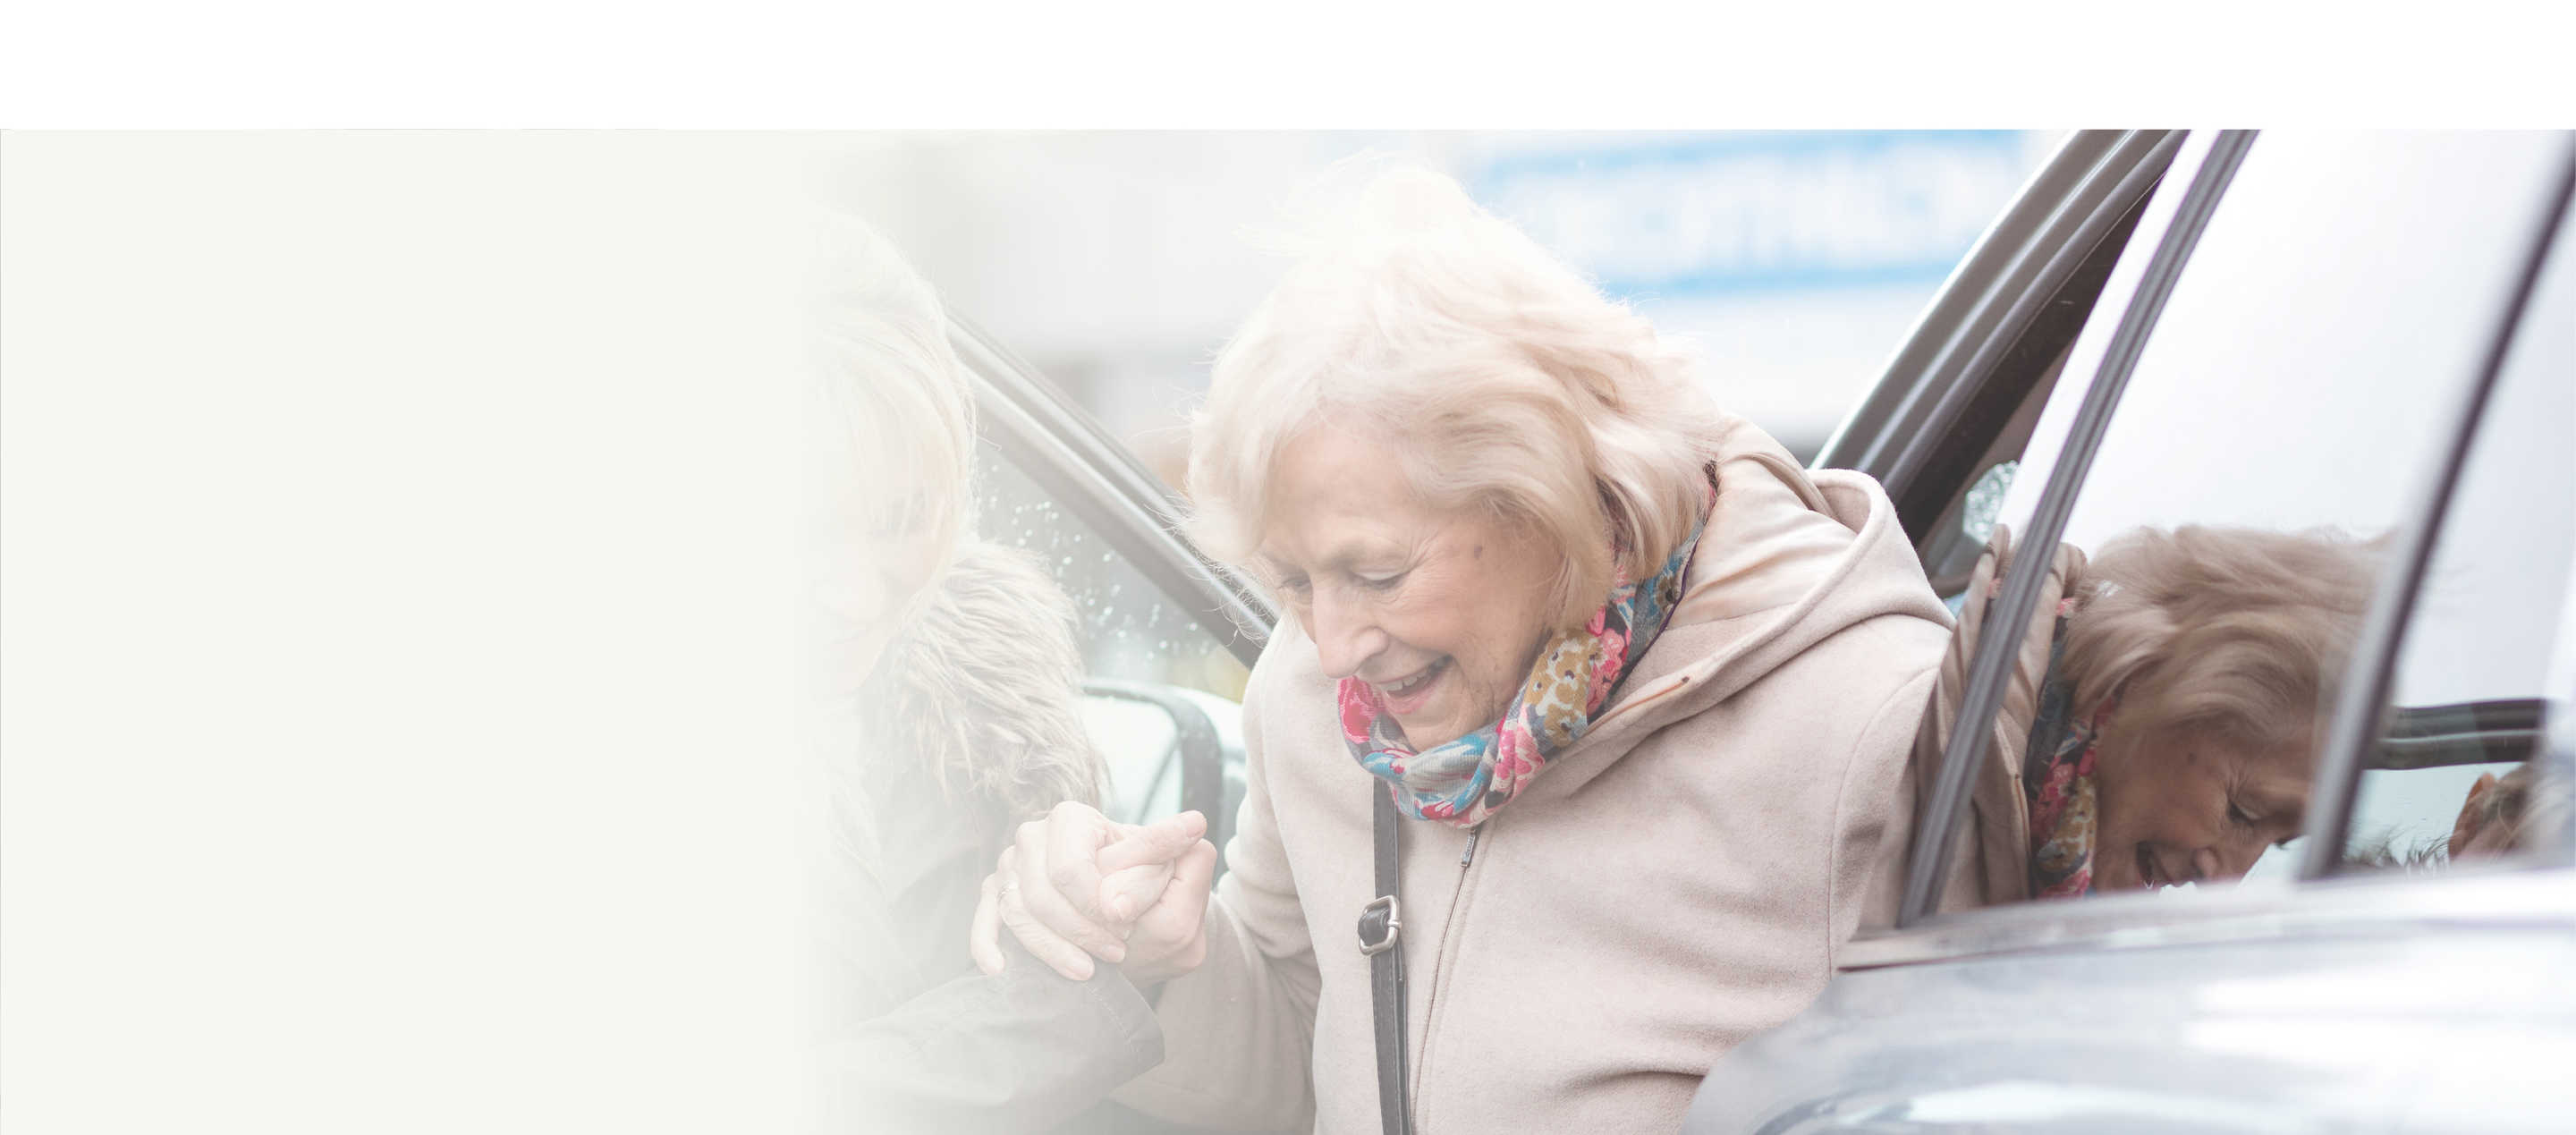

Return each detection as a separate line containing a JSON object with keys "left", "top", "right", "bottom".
{"left": 1919, "top": 132, "right": 2572, "bottom": 911}
{"left": 973, "top": 441, "right": 1250, "bottom": 829}
{"left": 1910, "top": 193, "right": 2153, "bottom": 606}
{"left": 1914, "top": 338, "right": 2069, "bottom": 608}
{"left": 2339, "top": 189, "right": 2575, "bottom": 876}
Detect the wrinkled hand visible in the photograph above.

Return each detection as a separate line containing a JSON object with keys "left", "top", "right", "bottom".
{"left": 969, "top": 801, "right": 1216, "bottom": 987}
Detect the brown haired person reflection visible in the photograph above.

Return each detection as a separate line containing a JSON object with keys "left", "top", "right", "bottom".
{"left": 1916, "top": 524, "right": 2383, "bottom": 906}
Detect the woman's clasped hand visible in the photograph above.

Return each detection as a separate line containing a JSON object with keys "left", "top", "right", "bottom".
{"left": 971, "top": 804, "right": 1218, "bottom": 987}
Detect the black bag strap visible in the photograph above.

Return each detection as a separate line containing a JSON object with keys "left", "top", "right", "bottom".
{"left": 1356, "top": 786, "right": 1410, "bottom": 1135}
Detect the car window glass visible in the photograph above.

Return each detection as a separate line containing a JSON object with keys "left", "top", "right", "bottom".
{"left": 1921, "top": 133, "right": 2572, "bottom": 912}
{"left": 2343, "top": 192, "right": 2575, "bottom": 875}
{"left": 1916, "top": 338, "right": 2071, "bottom": 608}
{"left": 1909, "top": 190, "right": 2155, "bottom": 605}
{"left": 974, "top": 442, "right": 1250, "bottom": 828}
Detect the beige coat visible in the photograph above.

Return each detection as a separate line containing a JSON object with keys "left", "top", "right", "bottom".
{"left": 1114, "top": 419, "right": 1953, "bottom": 1133}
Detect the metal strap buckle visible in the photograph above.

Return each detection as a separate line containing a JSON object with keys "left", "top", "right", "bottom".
{"left": 1357, "top": 894, "right": 1402, "bottom": 955}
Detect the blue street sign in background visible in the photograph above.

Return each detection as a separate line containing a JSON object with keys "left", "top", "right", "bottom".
{"left": 1472, "top": 131, "right": 2032, "bottom": 301}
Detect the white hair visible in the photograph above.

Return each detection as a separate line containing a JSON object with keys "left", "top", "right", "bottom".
{"left": 1186, "top": 166, "right": 1729, "bottom": 629}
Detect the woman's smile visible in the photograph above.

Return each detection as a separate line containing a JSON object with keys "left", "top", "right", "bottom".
{"left": 2134, "top": 843, "right": 2173, "bottom": 890}
{"left": 1373, "top": 656, "right": 1453, "bottom": 717}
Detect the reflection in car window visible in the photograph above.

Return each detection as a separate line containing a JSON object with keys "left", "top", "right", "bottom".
{"left": 2344, "top": 192, "right": 2575, "bottom": 874}
{"left": 974, "top": 442, "right": 1250, "bottom": 825}
{"left": 1921, "top": 133, "right": 2572, "bottom": 911}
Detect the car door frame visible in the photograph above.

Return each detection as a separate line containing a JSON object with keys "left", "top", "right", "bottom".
{"left": 947, "top": 316, "right": 1276, "bottom": 852}
{"left": 1815, "top": 129, "right": 2181, "bottom": 546}
{"left": 950, "top": 315, "right": 1275, "bottom": 668}
{"left": 1892, "top": 127, "right": 2262, "bottom": 926}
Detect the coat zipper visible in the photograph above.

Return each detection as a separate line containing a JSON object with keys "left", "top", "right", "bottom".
{"left": 1589, "top": 672, "right": 1694, "bottom": 732}
{"left": 1409, "top": 820, "right": 1485, "bottom": 1129}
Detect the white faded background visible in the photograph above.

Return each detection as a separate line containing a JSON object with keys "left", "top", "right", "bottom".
{"left": 1, "top": 132, "right": 826, "bottom": 1132}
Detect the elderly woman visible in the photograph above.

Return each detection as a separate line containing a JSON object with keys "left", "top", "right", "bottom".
{"left": 970, "top": 169, "right": 1954, "bottom": 1132}
{"left": 1915, "top": 523, "right": 2383, "bottom": 905}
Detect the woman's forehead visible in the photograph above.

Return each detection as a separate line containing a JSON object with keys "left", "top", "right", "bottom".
{"left": 1254, "top": 515, "right": 1426, "bottom": 572}
{"left": 2232, "top": 736, "right": 2319, "bottom": 812}
{"left": 1271, "top": 423, "right": 1409, "bottom": 490}
{"left": 1262, "top": 433, "right": 1435, "bottom": 541}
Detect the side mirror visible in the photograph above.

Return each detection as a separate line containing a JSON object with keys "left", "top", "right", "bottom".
{"left": 1080, "top": 679, "right": 1241, "bottom": 872}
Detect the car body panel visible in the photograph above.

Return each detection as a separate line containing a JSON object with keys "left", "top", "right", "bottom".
{"left": 1689, "top": 872, "right": 2576, "bottom": 1134}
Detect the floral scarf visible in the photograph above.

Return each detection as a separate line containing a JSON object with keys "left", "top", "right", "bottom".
{"left": 2022, "top": 603, "right": 2118, "bottom": 899}
{"left": 1339, "top": 513, "right": 1706, "bottom": 828}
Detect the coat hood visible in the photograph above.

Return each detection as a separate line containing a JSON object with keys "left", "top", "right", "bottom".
{"left": 1520, "top": 414, "right": 1953, "bottom": 807}
{"left": 1914, "top": 523, "right": 2092, "bottom": 910}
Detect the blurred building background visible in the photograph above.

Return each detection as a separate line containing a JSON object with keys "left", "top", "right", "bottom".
{"left": 834, "top": 130, "right": 2061, "bottom": 484}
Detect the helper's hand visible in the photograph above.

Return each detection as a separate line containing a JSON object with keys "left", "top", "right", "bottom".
{"left": 968, "top": 803, "right": 1205, "bottom": 980}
